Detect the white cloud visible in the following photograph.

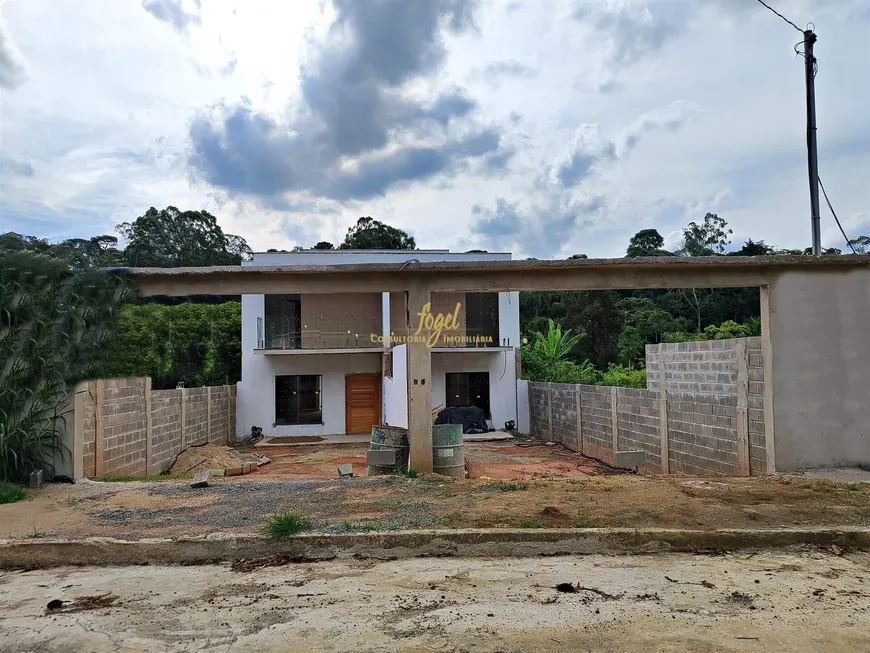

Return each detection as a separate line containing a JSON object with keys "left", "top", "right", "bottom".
{"left": 0, "top": 0, "right": 867, "bottom": 257}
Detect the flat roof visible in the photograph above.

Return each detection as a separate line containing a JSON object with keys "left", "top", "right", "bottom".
{"left": 123, "top": 254, "right": 870, "bottom": 277}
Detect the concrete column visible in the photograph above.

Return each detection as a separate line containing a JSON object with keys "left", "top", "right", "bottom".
{"left": 71, "top": 385, "right": 85, "bottom": 480}
{"left": 759, "top": 285, "right": 776, "bottom": 472}
{"left": 406, "top": 283, "right": 432, "bottom": 473}
{"left": 610, "top": 386, "right": 619, "bottom": 454}
{"left": 94, "top": 380, "right": 105, "bottom": 476}
{"left": 575, "top": 384, "right": 583, "bottom": 454}
{"left": 736, "top": 341, "right": 750, "bottom": 476}
{"left": 180, "top": 387, "right": 188, "bottom": 450}
{"left": 547, "top": 383, "right": 553, "bottom": 442}
{"left": 207, "top": 386, "right": 213, "bottom": 442}
{"left": 658, "top": 358, "right": 670, "bottom": 474}
{"left": 144, "top": 378, "right": 153, "bottom": 475}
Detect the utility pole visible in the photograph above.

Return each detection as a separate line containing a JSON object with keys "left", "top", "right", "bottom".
{"left": 804, "top": 28, "right": 822, "bottom": 255}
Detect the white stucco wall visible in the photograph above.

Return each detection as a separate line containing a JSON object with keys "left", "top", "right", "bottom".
{"left": 383, "top": 344, "right": 408, "bottom": 428}
{"left": 430, "top": 351, "right": 516, "bottom": 430}
{"left": 498, "top": 292, "right": 521, "bottom": 348}
{"left": 516, "top": 379, "right": 530, "bottom": 434}
{"left": 236, "top": 352, "right": 381, "bottom": 437}
{"left": 768, "top": 268, "right": 870, "bottom": 470}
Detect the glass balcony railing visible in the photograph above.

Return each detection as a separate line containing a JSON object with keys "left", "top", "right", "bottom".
{"left": 256, "top": 320, "right": 381, "bottom": 350}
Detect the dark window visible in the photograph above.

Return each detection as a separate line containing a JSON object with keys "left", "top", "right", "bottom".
{"left": 445, "top": 372, "right": 490, "bottom": 418}
{"left": 265, "top": 295, "right": 301, "bottom": 349}
{"left": 275, "top": 375, "right": 322, "bottom": 425}
{"left": 465, "top": 293, "right": 499, "bottom": 347}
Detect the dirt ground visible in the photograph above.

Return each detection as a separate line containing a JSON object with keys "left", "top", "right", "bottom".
{"left": 232, "top": 440, "right": 608, "bottom": 480}
{"left": 1, "top": 464, "right": 868, "bottom": 540}
{"left": 2, "top": 551, "right": 869, "bottom": 652}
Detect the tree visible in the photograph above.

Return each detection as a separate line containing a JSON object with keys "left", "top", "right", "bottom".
{"left": 109, "top": 302, "right": 242, "bottom": 389}
{"left": 0, "top": 232, "right": 52, "bottom": 254}
{"left": 569, "top": 253, "right": 588, "bottom": 259}
{"left": 117, "top": 206, "right": 252, "bottom": 267}
{"left": 617, "top": 326, "right": 645, "bottom": 368}
{"left": 848, "top": 235, "right": 870, "bottom": 254}
{"left": 533, "top": 318, "right": 585, "bottom": 360}
{"left": 339, "top": 217, "right": 415, "bottom": 250}
{"left": 728, "top": 239, "right": 775, "bottom": 256}
{"left": 626, "top": 229, "right": 673, "bottom": 257}
{"left": 618, "top": 297, "right": 686, "bottom": 344}
{"left": 679, "top": 213, "right": 732, "bottom": 256}
{"left": 313, "top": 241, "right": 334, "bottom": 250}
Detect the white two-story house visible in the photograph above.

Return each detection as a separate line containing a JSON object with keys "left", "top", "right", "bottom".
{"left": 236, "top": 249, "right": 520, "bottom": 440}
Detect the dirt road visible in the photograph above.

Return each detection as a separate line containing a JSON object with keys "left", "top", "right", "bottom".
{"left": 2, "top": 551, "right": 869, "bottom": 652}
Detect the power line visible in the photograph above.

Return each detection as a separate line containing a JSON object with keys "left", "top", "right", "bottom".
{"left": 755, "top": 0, "right": 803, "bottom": 33}
{"left": 818, "top": 176, "right": 858, "bottom": 254}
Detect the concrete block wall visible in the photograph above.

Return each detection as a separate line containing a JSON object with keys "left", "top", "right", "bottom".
{"left": 578, "top": 385, "right": 615, "bottom": 464}
{"left": 71, "top": 379, "right": 236, "bottom": 478}
{"left": 184, "top": 387, "right": 209, "bottom": 447}
{"left": 209, "top": 386, "right": 234, "bottom": 446}
{"left": 150, "top": 389, "right": 183, "bottom": 473}
{"left": 746, "top": 341, "right": 766, "bottom": 474}
{"left": 528, "top": 384, "right": 550, "bottom": 439}
{"left": 527, "top": 337, "right": 769, "bottom": 476}
{"left": 550, "top": 384, "right": 579, "bottom": 450}
{"left": 80, "top": 381, "right": 97, "bottom": 477}
{"left": 100, "top": 378, "right": 148, "bottom": 477}
{"left": 646, "top": 337, "right": 762, "bottom": 395}
{"left": 667, "top": 393, "right": 739, "bottom": 475}
{"left": 616, "top": 387, "right": 662, "bottom": 474}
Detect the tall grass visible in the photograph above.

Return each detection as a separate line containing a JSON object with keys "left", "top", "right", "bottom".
{"left": 0, "top": 252, "right": 135, "bottom": 482}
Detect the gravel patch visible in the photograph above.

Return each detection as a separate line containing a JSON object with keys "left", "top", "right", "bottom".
{"left": 88, "top": 477, "right": 458, "bottom": 539}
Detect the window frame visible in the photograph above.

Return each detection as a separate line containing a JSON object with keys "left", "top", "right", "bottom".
{"left": 274, "top": 374, "right": 323, "bottom": 426}
{"left": 445, "top": 371, "right": 491, "bottom": 418}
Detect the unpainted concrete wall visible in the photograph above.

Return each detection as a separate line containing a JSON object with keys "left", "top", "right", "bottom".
{"left": 72, "top": 379, "right": 236, "bottom": 478}
{"left": 768, "top": 269, "right": 870, "bottom": 470}
{"left": 528, "top": 364, "right": 767, "bottom": 476}
{"left": 646, "top": 337, "right": 766, "bottom": 474}
{"left": 300, "top": 293, "right": 382, "bottom": 349}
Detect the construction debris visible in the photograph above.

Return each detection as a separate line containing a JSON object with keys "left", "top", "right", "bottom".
{"left": 190, "top": 471, "right": 211, "bottom": 488}
{"left": 338, "top": 464, "right": 353, "bottom": 479}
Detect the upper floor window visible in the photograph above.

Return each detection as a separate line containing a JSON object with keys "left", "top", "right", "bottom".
{"left": 465, "top": 292, "right": 499, "bottom": 347}
{"left": 265, "top": 294, "right": 301, "bottom": 349}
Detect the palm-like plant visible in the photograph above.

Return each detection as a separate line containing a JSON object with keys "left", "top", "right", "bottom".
{"left": 0, "top": 251, "right": 135, "bottom": 482}
{"left": 533, "top": 318, "right": 585, "bottom": 360}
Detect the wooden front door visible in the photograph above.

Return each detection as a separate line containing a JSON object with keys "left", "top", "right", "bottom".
{"left": 345, "top": 374, "right": 380, "bottom": 435}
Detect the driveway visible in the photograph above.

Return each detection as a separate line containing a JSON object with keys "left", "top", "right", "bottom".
{"left": 1, "top": 551, "right": 868, "bottom": 652}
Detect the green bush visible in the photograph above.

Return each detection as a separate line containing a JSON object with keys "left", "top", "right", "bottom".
{"left": 0, "top": 482, "right": 27, "bottom": 504}
{"left": 664, "top": 318, "right": 761, "bottom": 344}
{"left": 518, "top": 517, "right": 543, "bottom": 528}
{"left": 598, "top": 365, "right": 647, "bottom": 389}
{"left": 109, "top": 302, "right": 241, "bottom": 389}
{"left": 264, "top": 512, "right": 313, "bottom": 539}
{"left": 520, "top": 346, "right": 600, "bottom": 384}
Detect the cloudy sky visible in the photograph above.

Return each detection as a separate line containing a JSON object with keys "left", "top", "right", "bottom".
{"left": 1, "top": 0, "right": 868, "bottom": 258}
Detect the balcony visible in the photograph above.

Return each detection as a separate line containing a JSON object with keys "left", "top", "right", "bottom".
{"left": 256, "top": 322, "right": 382, "bottom": 354}
{"left": 255, "top": 292, "right": 382, "bottom": 354}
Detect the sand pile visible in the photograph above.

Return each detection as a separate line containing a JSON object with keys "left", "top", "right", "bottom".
{"left": 169, "top": 443, "right": 246, "bottom": 475}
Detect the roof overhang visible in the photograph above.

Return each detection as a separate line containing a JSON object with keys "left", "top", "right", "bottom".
{"left": 118, "top": 255, "right": 870, "bottom": 297}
